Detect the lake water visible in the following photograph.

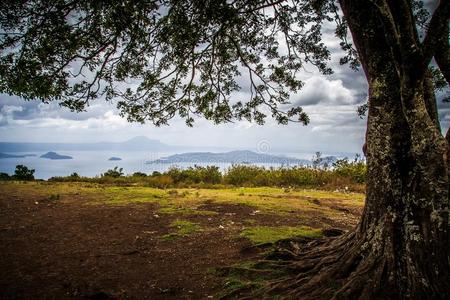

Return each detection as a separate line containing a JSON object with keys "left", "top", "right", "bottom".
{"left": 0, "top": 150, "right": 323, "bottom": 179}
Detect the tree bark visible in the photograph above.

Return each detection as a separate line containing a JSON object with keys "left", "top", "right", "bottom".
{"left": 236, "top": 2, "right": 450, "bottom": 299}
{"left": 337, "top": 0, "right": 450, "bottom": 298}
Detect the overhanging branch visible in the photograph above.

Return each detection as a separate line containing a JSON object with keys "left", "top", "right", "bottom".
{"left": 434, "top": 22, "right": 450, "bottom": 86}
{"left": 422, "top": 0, "right": 450, "bottom": 66}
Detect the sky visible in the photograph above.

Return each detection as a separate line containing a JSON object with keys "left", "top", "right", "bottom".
{"left": 0, "top": 2, "right": 448, "bottom": 155}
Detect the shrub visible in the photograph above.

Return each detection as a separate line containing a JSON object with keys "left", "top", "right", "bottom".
{"left": 132, "top": 172, "right": 147, "bottom": 177}
{"left": 152, "top": 171, "right": 162, "bottom": 176}
{"left": 164, "top": 165, "right": 222, "bottom": 185}
{"left": 0, "top": 172, "right": 10, "bottom": 180}
{"left": 102, "top": 166, "right": 124, "bottom": 178}
{"left": 192, "top": 165, "right": 221, "bottom": 184}
{"left": 147, "top": 175, "right": 173, "bottom": 188}
{"left": 13, "top": 165, "right": 35, "bottom": 180}
{"left": 333, "top": 155, "right": 366, "bottom": 183}
{"left": 224, "top": 165, "right": 263, "bottom": 186}
{"left": 165, "top": 167, "right": 188, "bottom": 184}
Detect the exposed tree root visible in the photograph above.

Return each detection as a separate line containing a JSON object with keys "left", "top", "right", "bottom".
{"left": 220, "top": 226, "right": 450, "bottom": 300}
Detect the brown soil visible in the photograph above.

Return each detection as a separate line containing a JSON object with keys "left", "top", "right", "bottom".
{"left": 0, "top": 191, "right": 361, "bottom": 300}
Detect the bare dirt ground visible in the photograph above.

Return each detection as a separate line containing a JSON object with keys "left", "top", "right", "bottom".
{"left": 0, "top": 183, "right": 362, "bottom": 299}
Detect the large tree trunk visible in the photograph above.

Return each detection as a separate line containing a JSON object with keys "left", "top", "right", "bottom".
{"left": 253, "top": 1, "right": 450, "bottom": 299}
{"left": 336, "top": 0, "right": 449, "bottom": 298}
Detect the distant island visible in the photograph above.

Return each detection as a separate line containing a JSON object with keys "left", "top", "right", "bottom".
{"left": 0, "top": 153, "right": 36, "bottom": 159}
{"left": 108, "top": 157, "right": 122, "bottom": 161}
{"left": 40, "top": 152, "right": 73, "bottom": 160}
{"left": 147, "top": 150, "right": 310, "bottom": 165}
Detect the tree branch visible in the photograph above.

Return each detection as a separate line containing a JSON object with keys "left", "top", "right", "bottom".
{"left": 424, "top": 70, "right": 440, "bottom": 130}
{"left": 422, "top": 0, "right": 450, "bottom": 66}
{"left": 434, "top": 21, "right": 450, "bottom": 86}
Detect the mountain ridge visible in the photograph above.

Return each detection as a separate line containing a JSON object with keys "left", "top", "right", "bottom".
{"left": 0, "top": 136, "right": 170, "bottom": 152}
{"left": 147, "top": 150, "right": 312, "bottom": 165}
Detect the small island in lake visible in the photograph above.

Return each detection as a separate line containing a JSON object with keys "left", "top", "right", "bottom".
{"left": 40, "top": 151, "right": 73, "bottom": 160}
{"left": 0, "top": 153, "right": 36, "bottom": 159}
{"left": 108, "top": 157, "right": 122, "bottom": 161}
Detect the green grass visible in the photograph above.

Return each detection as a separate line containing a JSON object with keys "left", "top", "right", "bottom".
{"left": 240, "top": 226, "right": 323, "bottom": 244}
{"left": 215, "top": 261, "right": 289, "bottom": 299}
{"left": 157, "top": 206, "right": 218, "bottom": 216}
{"left": 0, "top": 181, "right": 364, "bottom": 219}
{"left": 162, "top": 220, "right": 202, "bottom": 240}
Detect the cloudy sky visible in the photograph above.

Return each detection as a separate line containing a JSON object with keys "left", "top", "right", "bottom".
{"left": 0, "top": 2, "right": 448, "bottom": 155}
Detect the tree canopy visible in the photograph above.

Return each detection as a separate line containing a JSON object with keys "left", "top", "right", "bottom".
{"left": 0, "top": 0, "right": 364, "bottom": 127}
{"left": 1, "top": 1, "right": 447, "bottom": 127}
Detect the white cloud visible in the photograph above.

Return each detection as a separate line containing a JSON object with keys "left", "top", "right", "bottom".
{"left": 0, "top": 105, "right": 24, "bottom": 125}
{"left": 293, "top": 76, "right": 356, "bottom": 106}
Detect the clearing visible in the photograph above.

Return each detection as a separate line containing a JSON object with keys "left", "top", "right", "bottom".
{"left": 0, "top": 182, "right": 364, "bottom": 299}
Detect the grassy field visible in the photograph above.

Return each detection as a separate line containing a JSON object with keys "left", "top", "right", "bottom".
{"left": 0, "top": 181, "right": 364, "bottom": 299}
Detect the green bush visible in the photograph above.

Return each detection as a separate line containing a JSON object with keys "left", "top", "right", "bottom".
{"left": 13, "top": 165, "right": 35, "bottom": 180}
{"left": 165, "top": 165, "right": 222, "bottom": 185}
{"left": 224, "top": 165, "right": 263, "bottom": 186}
{"left": 332, "top": 155, "right": 366, "bottom": 183}
{"left": 223, "top": 165, "right": 335, "bottom": 187}
{"left": 132, "top": 172, "right": 147, "bottom": 177}
{"left": 147, "top": 175, "right": 173, "bottom": 188}
{"left": 0, "top": 172, "right": 10, "bottom": 180}
{"left": 102, "top": 166, "right": 124, "bottom": 178}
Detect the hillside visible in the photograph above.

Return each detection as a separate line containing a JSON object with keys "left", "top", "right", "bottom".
{"left": 147, "top": 150, "right": 311, "bottom": 165}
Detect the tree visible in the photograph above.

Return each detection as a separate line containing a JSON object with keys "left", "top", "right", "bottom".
{"left": 13, "top": 165, "right": 35, "bottom": 180}
{"left": 102, "top": 166, "right": 124, "bottom": 178}
{"left": 0, "top": 1, "right": 449, "bottom": 298}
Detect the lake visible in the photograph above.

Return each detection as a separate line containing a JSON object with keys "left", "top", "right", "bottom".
{"left": 0, "top": 150, "right": 325, "bottom": 179}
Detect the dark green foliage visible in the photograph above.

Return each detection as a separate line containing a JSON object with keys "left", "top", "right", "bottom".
{"left": 13, "top": 164, "right": 35, "bottom": 180}
{"left": 332, "top": 155, "right": 366, "bottom": 183}
{"left": 0, "top": 172, "right": 10, "bottom": 180}
{"left": 224, "top": 165, "right": 263, "bottom": 186}
{"left": 429, "top": 66, "right": 447, "bottom": 92}
{"left": 147, "top": 175, "right": 173, "bottom": 188}
{"left": 132, "top": 172, "right": 147, "bottom": 177}
{"left": 151, "top": 171, "right": 162, "bottom": 177}
{"left": 102, "top": 166, "right": 124, "bottom": 178}
{"left": 0, "top": 0, "right": 358, "bottom": 126}
{"left": 166, "top": 165, "right": 221, "bottom": 184}
{"left": 224, "top": 165, "right": 331, "bottom": 187}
